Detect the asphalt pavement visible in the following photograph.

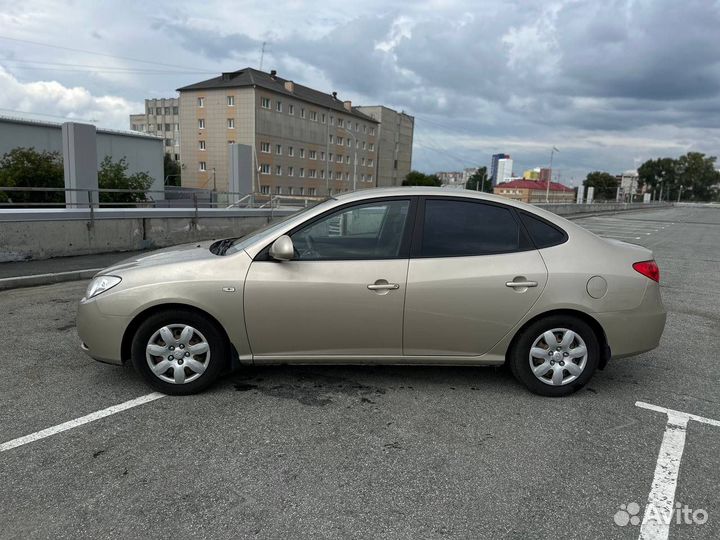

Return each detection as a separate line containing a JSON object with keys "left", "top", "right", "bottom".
{"left": 0, "top": 205, "right": 718, "bottom": 539}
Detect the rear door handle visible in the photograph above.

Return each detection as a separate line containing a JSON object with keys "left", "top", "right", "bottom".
{"left": 367, "top": 283, "right": 400, "bottom": 290}
{"left": 505, "top": 281, "right": 538, "bottom": 288}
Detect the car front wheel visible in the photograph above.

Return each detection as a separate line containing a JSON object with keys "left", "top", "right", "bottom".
{"left": 509, "top": 315, "right": 599, "bottom": 397}
{"left": 131, "top": 309, "right": 228, "bottom": 395}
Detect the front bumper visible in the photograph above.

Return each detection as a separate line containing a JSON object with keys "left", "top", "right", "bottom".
{"left": 77, "top": 298, "right": 128, "bottom": 365}
{"left": 596, "top": 282, "right": 667, "bottom": 359}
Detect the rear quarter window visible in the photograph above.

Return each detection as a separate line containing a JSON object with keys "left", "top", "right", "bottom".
{"left": 519, "top": 212, "right": 567, "bottom": 249}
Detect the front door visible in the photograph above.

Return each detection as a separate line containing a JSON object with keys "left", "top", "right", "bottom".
{"left": 244, "top": 198, "right": 414, "bottom": 359}
{"left": 403, "top": 198, "right": 548, "bottom": 356}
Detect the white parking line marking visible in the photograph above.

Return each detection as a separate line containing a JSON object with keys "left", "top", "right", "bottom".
{"left": 0, "top": 392, "right": 165, "bottom": 453}
{"left": 635, "top": 401, "right": 720, "bottom": 540}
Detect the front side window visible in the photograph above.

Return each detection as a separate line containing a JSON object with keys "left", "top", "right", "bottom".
{"left": 421, "top": 199, "right": 522, "bottom": 257}
{"left": 291, "top": 200, "right": 410, "bottom": 260}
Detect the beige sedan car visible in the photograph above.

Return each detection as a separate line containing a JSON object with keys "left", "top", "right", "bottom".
{"left": 77, "top": 187, "right": 666, "bottom": 396}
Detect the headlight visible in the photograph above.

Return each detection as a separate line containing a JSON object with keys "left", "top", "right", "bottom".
{"left": 85, "top": 275, "right": 122, "bottom": 299}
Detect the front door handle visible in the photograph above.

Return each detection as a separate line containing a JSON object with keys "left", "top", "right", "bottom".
{"left": 505, "top": 280, "right": 538, "bottom": 288}
{"left": 367, "top": 283, "right": 400, "bottom": 291}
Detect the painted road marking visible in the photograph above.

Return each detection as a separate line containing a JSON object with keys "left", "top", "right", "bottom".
{"left": 635, "top": 401, "right": 720, "bottom": 540}
{"left": 0, "top": 393, "right": 165, "bottom": 453}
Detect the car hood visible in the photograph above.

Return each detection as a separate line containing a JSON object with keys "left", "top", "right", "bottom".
{"left": 98, "top": 240, "right": 219, "bottom": 275}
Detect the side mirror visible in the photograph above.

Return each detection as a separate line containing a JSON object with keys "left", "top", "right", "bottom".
{"left": 269, "top": 235, "right": 294, "bottom": 261}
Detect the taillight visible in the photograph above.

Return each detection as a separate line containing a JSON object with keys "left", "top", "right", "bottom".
{"left": 633, "top": 260, "right": 660, "bottom": 283}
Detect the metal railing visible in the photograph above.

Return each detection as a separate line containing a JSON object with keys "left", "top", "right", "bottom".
{"left": 0, "top": 186, "right": 327, "bottom": 211}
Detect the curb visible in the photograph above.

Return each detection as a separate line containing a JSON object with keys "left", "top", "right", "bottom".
{"left": 0, "top": 268, "right": 102, "bottom": 292}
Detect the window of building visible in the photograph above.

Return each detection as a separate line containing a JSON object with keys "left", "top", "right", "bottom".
{"left": 329, "top": 153, "right": 333, "bottom": 161}
{"left": 275, "top": 186, "right": 282, "bottom": 194}
{"left": 299, "top": 148, "right": 305, "bottom": 158}
{"left": 308, "top": 169, "right": 316, "bottom": 178}
{"left": 227, "top": 118, "right": 235, "bottom": 128}
{"left": 260, "top": 185, "right": 269, "bottom": 194}
{"left": 345, "top": 172, "right": 350, "bottom": 181}
{"left": 198, "top": 119, "right": 205, "bottom": 129}
{"left": 337, "top": 136, "right": 343, "bottom": 145}
{"left": 165, "top": 139, "right": 172, "bottom": 147}
{"left": 369, "top": 174, "right": 373, "bottom": 182}
{"left": 276, "top": 165, "right": 282, "bottom": 176}
{"left": 131, "top": 124, "right": 138, "bottom": 131}
{"left": 273, "top": 144, "right": 280, "bottom": 155}
{"left": 421, "top": 200, "right": 523, "bottom": 257}
{"left": 308, "top": 187, "right": 316, "bottom": 196}
{"left": 260, "top": 142, "right": 270, "bottom": 153}
{"left": 309, "top": 150, "right": 316, "bottom": 160}
{"left": 338, "top": 119, "right": 344, "bottom": 127}
{"left": 147, "top": 105, "right": 153, "bottom": 115}
{"left": 165, "top": 107, "right": 171, "bottom": 115}
{"left": 346, "top": 139, "right": 351, "bottom": 147}
{"left": 199, "top": 161, "right": 207, "bottom": 171}
{"left": 320, "top": 170, "right": 325, "bottom": 179}
{"left": 310, "top": 111, "right": 317, "bottom": 121}
{"left": 288, "top": 187, "right": 294, "bottom": 195}
{"left": 261, "top": 97, "right": 271, "bottom": 109}
{"left": 174, "top": 123, "right": 179, "bottom": 131}
{"left": 330, "top": 116, "right": 334, "bottom": 125}
{"left": 260, "top": 164, "right": 271, "bottom": 175}
{"left": 361, "top": 157, "right": 365, "bottom": 166}
{"left": 370, "top": 127, "right": 375, "bottom": 135}
{"left": 368, "top": 159, "right": 373, "bottom": 167}
{"left": 174, "top": 153, "right": 179, "bottom": 161}
{"left": 288, "top": 146, "right": 294, "bottom": 157}
{"left": 362, "top": 141, "right": 366, "bottom": 150}
{"left": 173, "top": 106, "right": 179, "bottom": 115}
{"left": 369, "top": 143, "right": 374, "bottom": 151}
{"left": 299, "top": 168, "right": 305, "bottom": 177}
{"left": 156, "top": 124, "right": 162, "bottom": 132}
{"left": 288, "top": 166, "right": 294, "bottom": 176}
{"left": 321, "top": 113, "right": 326, "bottom": 123}
{"left": 276, "top": 101, "right": 282, "bottom": 112}
{"left": 197, "top": 98, "right": 204, "bottom": 108}
{"left": 345, "top": 155, "right": 350, "bottom": 164}
{"left": 363, "top": 125, "right": 366, "bottom": 133}
{"left": 289, "top": 104, "right": 294, "bottom": 115}
{"left": 299, "top": 187, "right": 304, "bottom": 195}
{"left": 361, "top": 174, "right": 365, "bottom": 182}
{"left": 329, "top": 134, "right": 334, "bottom": 144}
{"left": 227, "top": 96, "right": 235, "bottom": 106}
{"left": 336, "top": 154, "right": 342, "bottom": 163}
{"left": 199, "top": 140, "right": 206, "bottom": 150}
{"left": 291, "top": 200, "right": 410, "bottom": 260}
{"left": 156, "top": 107, "right": 162, "bottom": 115}
{"left": 300, "top": 108, "right": 306, "bottom": 118}
{"left": 320, "top": 151, "right": 325, "bottom": 160}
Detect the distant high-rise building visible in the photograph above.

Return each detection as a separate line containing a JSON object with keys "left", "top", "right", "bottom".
{"left": 539, "top": 167, "right": 552, "bottom": 183}
{"left": 129, "top": 98, "right": 180, "bottom": 162}
{"left": 495, "top": 158, "right": 513, "bottom": 184}
{"left": 356, "top": 106, "right": 414, "bottom": 187}
{"left": 490, "top": 153, "right": 510, "bottom": 186}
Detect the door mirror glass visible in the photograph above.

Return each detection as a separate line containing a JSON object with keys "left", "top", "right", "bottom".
{"left": 269, "top": 235, "right": 294, "bottom": 261}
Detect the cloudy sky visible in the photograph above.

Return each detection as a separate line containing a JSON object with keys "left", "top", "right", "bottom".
{"left": 1, "top": 0, "right": 718, "bottom": 184}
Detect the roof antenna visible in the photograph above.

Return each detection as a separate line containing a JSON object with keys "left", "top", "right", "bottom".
{"left": 259, "top": 41, "right": 267, "bottom": 71}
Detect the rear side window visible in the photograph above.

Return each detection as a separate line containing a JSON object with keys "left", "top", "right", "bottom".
{"left": 421, "top": 199, "right": 522, "bottom": 257}
{"left": 519, "top": 212, "right": 567, "bottom": 248}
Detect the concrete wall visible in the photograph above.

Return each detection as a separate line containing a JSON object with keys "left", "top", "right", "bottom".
{"left": 0, "top": 117, "right": 164, "bottom": 195}
{"left": 537, "top": 201, "right": 670, "bottom": 216}
{"left": 0, "top": 208, "right": 294, "bottom": 262}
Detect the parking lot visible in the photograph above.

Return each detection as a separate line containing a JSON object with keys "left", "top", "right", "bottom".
{"left": 1, "top": 205, "right": 719, "bottom": 539}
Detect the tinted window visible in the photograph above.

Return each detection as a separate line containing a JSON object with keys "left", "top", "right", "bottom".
{"left": 292, "top": 200, "right": 410, "bottom": 260}
{"left": 520, "top": 212, "right": 566, "bottom": 248}
{"left": 421, "top": 200, "right": 521, "bottom": 257}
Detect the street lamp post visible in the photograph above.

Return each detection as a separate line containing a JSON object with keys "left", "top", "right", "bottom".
{"left": 545, "top": 146, "right": 559, "bottom": 203}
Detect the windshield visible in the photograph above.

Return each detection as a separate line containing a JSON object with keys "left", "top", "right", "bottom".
{"left": 222, "top": 199, "right": 335, "bottom": 255}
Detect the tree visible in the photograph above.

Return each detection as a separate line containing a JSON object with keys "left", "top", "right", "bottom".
{"left": 98, "top": 156, "right": 154, "bottom": 205}
{"left": 164, "top": 154, "right": 181, "bottom": 187}
{"left": 583, "top": 171, "right": 619, "bottom": 200}
{"left": 465, "top": 166, "right": 489, "bottom": 191}
{"left": 0, "top": 147, "right": 64, "bottom": 205}
{"left": 638, "top": 158, "right": 677, "bottom": 200}
{"left": 675, "top": 152, "right": 719, "bottom": 201}
{"left": 402, "top": 170, "right": 442, "bottom": 186}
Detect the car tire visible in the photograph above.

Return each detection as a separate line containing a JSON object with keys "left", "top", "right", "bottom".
{"left": 509, "top": 315, "right": 599, "bottom": 397}
{"left": 131, "top": 309, "right": 228, "bottom": 395}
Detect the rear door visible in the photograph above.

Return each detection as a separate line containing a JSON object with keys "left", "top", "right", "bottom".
{"left": 403, "top": 197, "right": 548, "bottom": 356}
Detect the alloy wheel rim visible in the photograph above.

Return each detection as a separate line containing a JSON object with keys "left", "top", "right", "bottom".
{"left": 528, "top": 328, "right": 588, "bottom": 386}
{"left": 145, "top": 324, "right": 210, "bottom": 384}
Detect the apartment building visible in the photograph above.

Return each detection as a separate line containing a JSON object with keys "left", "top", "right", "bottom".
{"left": 355, "top": 106, "right": 414, "bottom": 187}
{"left": 176, "top": 68, "right": 380, "bottom": 195}
{"left": 129, "top": 98, "right": 180, "bottom": 161}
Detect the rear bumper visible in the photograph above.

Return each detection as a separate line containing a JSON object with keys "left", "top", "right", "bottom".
{"left": 76, "top": 298, "right": 128, "bottom": 366}
{"left": 596, "top": 282, "right": 666, "bottom": 359}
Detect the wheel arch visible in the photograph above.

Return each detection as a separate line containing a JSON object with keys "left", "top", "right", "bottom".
{"left": 121, "top": 303, "right": 238, "bottom": 369}
{"left": 508, "top": 308, "right": 611, "bottom": 370}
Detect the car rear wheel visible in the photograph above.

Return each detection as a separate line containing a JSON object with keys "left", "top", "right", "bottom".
{"left": 509, "top": 315, "right": 599, "bottom": 397}
{"left": 131, "top": 309, "right": 228, "bottom": 395}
